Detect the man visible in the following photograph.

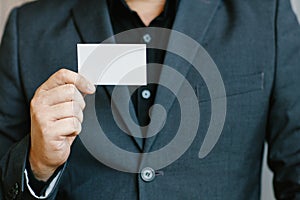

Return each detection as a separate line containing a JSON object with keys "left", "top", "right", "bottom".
{"left": 0, "top": 0, "right": 300, "bottom": 199}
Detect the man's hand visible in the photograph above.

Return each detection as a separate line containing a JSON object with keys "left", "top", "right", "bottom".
{"left": 29, "top": 69, "right": 96, "bottom": 181}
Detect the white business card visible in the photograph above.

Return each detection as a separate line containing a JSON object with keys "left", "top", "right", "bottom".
{"left": 78, "top": 44, "right": 147, "bottom": 85}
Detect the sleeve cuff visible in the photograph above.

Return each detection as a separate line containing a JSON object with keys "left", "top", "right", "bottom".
{"left": 24, "top": 168, "right": 62, "bottom": 199}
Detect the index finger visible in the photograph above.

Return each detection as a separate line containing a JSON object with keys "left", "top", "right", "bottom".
{"left": 39, "top": 69, "right": 96, "bottom": 94}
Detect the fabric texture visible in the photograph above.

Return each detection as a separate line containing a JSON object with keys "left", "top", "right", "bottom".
{"left": 0, "top": 0, "right": 300, "bottom": 199}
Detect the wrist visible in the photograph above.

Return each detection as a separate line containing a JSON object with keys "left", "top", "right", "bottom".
{"left": 29, "top": 149, "right": 57, "bottom": 182}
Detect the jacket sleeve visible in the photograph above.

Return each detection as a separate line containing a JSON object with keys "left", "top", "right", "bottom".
{"left": 0, "top": 8, "right": 61, "bottom": 200}
{"left": 267, "top": 0, "right": 300, "bottom": 199}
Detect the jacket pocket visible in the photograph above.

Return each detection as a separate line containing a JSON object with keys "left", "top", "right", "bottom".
{"left": 196, "top": 72, "right": 264, "bottom": 102}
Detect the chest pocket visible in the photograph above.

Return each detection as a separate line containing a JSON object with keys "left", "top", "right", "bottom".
{"left": 196, "top": 72, "right": 265, "bottom": 103}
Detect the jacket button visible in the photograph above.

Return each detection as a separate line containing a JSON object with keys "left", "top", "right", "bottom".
{"left": 141, "top": 167, "right": 155, "bottom": 182}
{"left": 8, "top": 183, "right": 19, "bottom": 199}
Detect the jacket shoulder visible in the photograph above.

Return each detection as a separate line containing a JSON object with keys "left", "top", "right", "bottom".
{"left": 16, "top": 0, "right": 79, "bottom": 25}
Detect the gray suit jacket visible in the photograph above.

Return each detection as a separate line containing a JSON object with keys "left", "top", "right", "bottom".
{"left": 1, "top": 0, "right": 300, "bottom": 199}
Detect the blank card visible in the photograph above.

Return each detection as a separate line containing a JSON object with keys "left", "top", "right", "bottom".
{"left": 78, "top": 44, "right": 147, "bottom": 85}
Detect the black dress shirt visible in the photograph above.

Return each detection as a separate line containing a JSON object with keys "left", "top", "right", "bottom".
{"left": 108, "top": 0, "right": 178, "bottom": 126}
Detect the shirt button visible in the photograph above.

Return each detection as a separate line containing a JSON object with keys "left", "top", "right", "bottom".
{"left": 142, "top": 89, "right": 151, "bottom": 99}
{"left": 143, "top": 34, "right": 152, "bottom": 43}
{"left": 141, "top": 167, "right": 155, "bottom": 182}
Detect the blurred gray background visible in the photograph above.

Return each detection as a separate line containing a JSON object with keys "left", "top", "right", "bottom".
{"left": 1, "top": 0, "right": 300, "bottom": 199}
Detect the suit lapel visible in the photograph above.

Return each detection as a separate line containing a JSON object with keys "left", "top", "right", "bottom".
{"left": 104, "top": 85, "right": 144, "bottom": 150}
{"left": 144, "top": 0, "right": 222, "bottom": 152}
{"left": 72, "top": 0, "right": 144, "bottom": 150}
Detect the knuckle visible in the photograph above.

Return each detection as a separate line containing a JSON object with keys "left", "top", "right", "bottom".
{"left": 73, "top": 102, "right": 81, "bottom": 114}
{"left": 78, "top": 110, "right": 84, "bottom": 123}
{"left": 70, "top": 105, "right": 76, "bottom": 118}
{"left": 66, "top": 117, "right": 76, "bottom": 131}
{"left": 57, "top": 68, "right": 68, "bottom": 80}
{"left": 31, "top": 93, "right": 41, "bottom": 108}
{"left": 30, "top": 98, "right": 37, "bottom": 110}
{"left": 69, "top": 102, "right": 76, "bottom": 117}
{"left": 67, "top": 101, "right": 74, "bottom": 112}
{"left": 31, "top": 92, "right": 47, "bottom": 107}
{"left": 70, "top": 102, "right": 83, "bottom": 122}
{"left": 31, "top": 105, "right": 46, "bottom": 122}
{"left": 34, "top": 87, "right": 42, "bottom": 95}
{"left": 73, "top": 117, "right": 81, "bottom": 133}
{"left": 81, "top": 99, "right": 86, "bottom": 109}
{"left": 34, "top": 81, "right": 46, "bottom": 94}
{"left": 66, "top": 84, "right": 77, "bottom": 97}
{"left": 76, "top": 121, "right": 82, "bottom": 135}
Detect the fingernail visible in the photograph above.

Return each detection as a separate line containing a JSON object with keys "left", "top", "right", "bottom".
{"left": 87, "top": 83, "right": 96, "bottom": 93}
